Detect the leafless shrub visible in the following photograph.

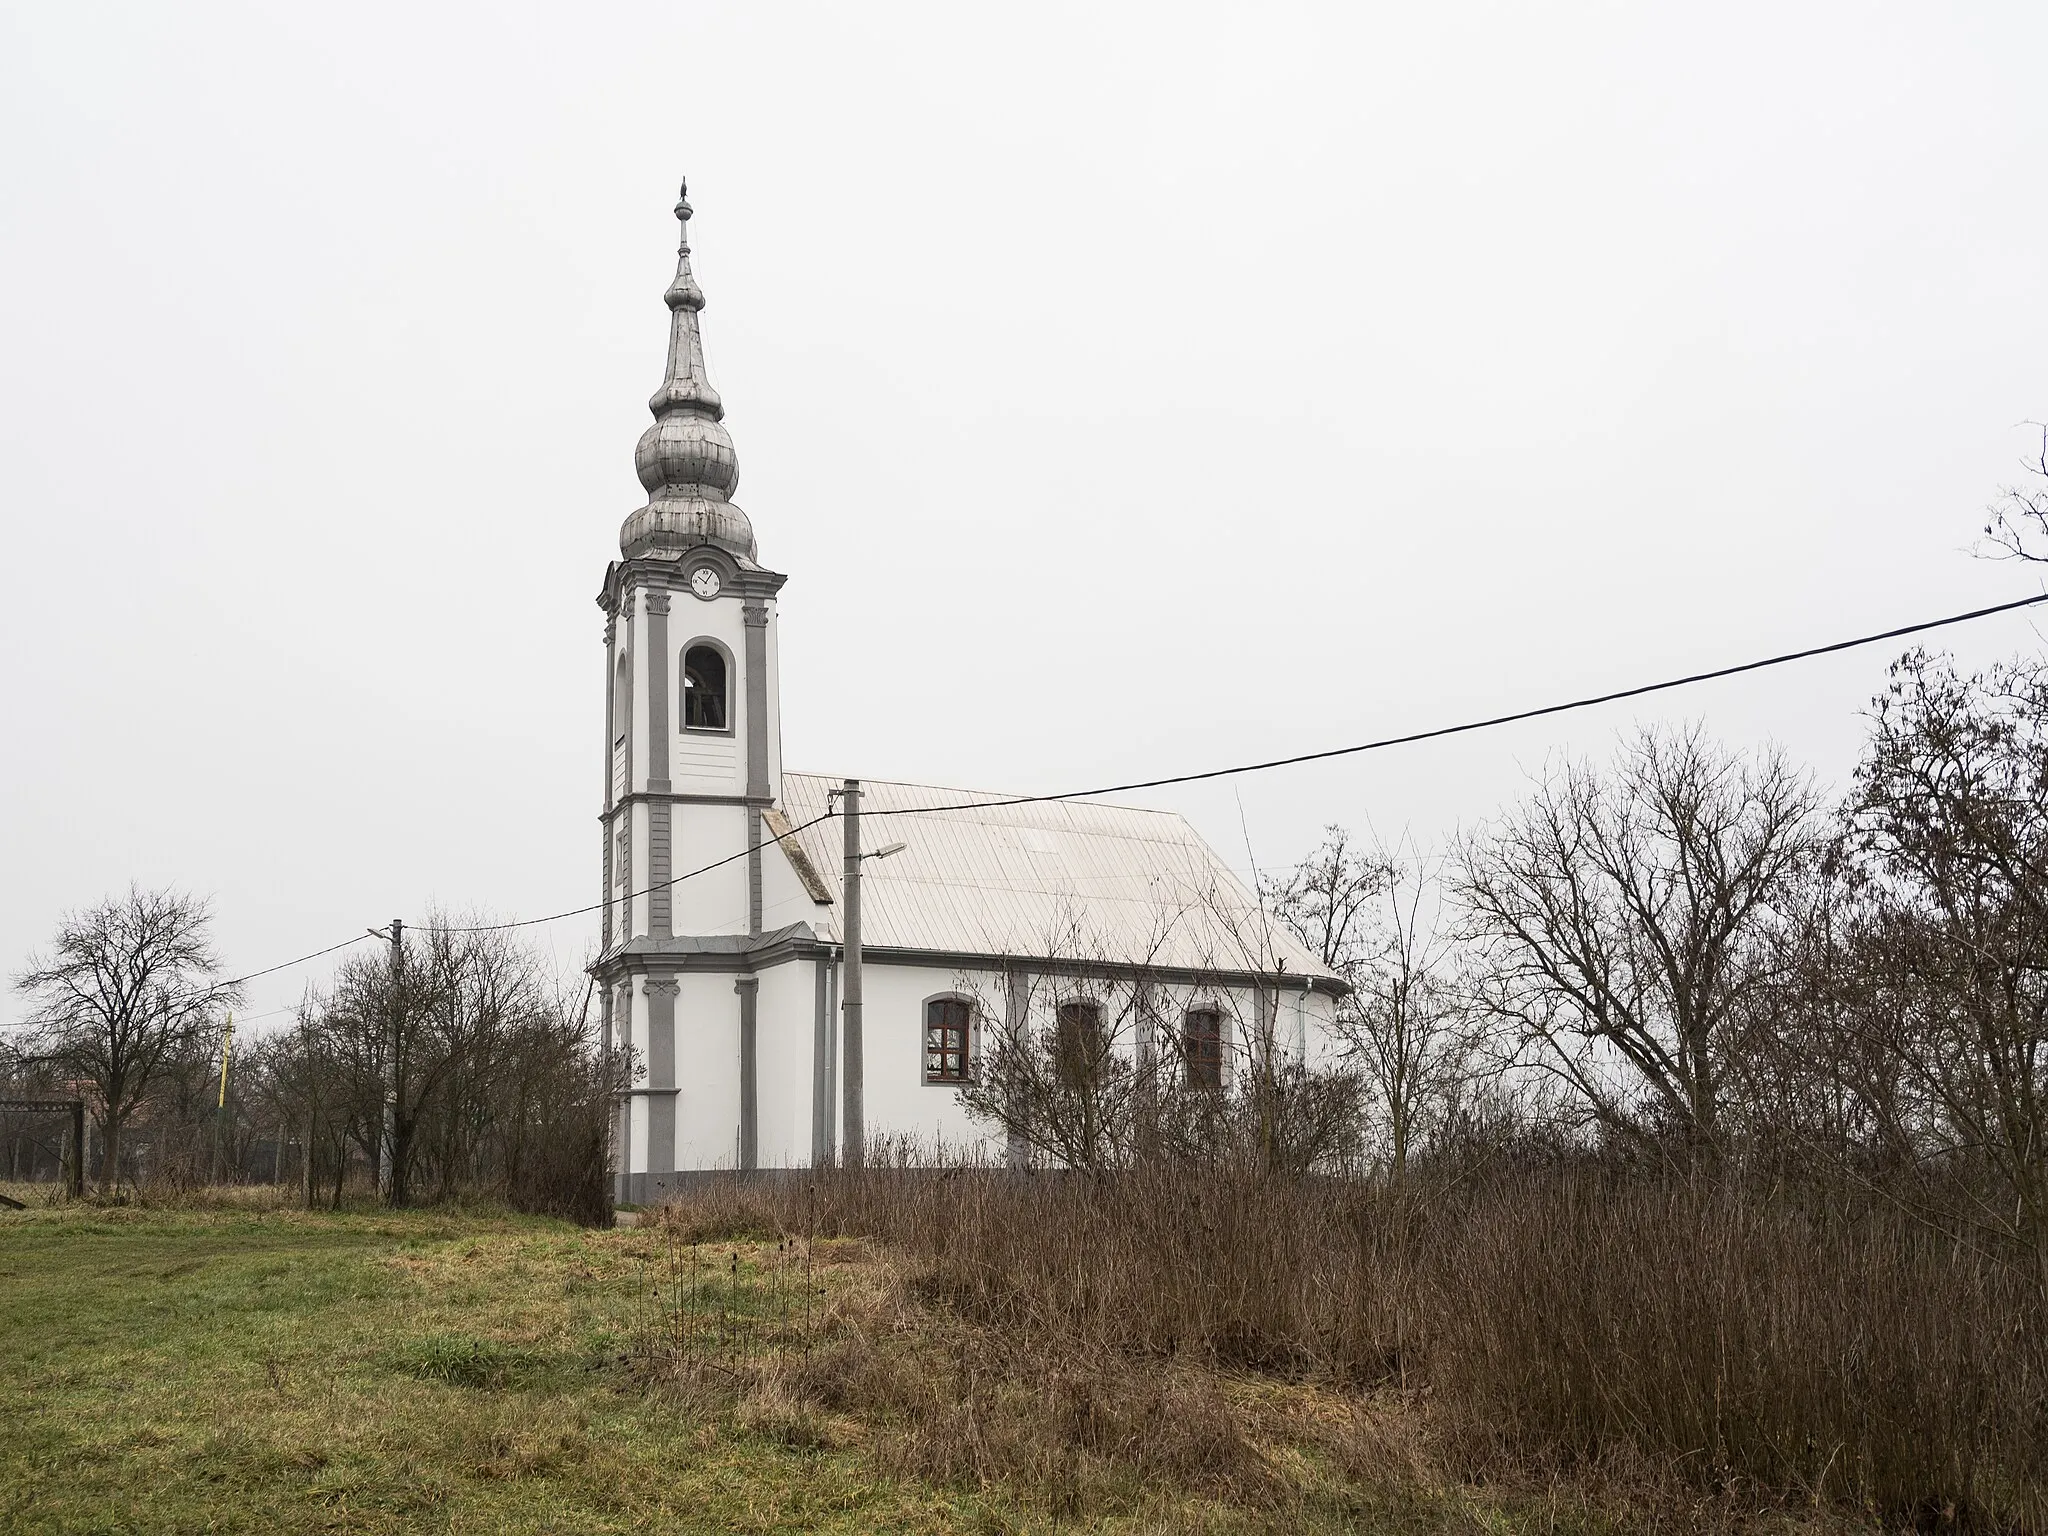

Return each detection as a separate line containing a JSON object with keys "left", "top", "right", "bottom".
{"left": 656, "top": 1153, "right": 2048, "bottom": 1529}
{"left": 1269, "top": 829, "right": 1476, "bottom": 1179}
{"left": 955, "top": 905, "right": 1368, "bottom": 1177}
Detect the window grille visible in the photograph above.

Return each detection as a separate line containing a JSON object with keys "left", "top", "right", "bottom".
{"left": 926, "top": 997, "right": 972, "bottom": 1083}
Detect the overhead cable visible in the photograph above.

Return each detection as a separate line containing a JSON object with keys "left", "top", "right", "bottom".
{"left": 208, "top": 588, "right": 2048, "bottom": 960}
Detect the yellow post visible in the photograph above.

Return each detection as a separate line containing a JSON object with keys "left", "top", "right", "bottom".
{"left": 217, "top": 1014, "right": 235, "bottom": 1109}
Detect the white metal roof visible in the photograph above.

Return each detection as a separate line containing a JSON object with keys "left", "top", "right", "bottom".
{"left": 775, "top": 772, "right": 1336, "bottom": 982}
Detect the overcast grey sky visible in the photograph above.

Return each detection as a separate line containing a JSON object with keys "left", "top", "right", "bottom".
{"left": 3, "top": 1, "right": 2044, "bottom": 1030}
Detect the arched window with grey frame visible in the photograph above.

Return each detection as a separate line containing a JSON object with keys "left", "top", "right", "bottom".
{"left": 1055, "top": 1000, "right": 1107, "bottom": 1090}
{"left": 925, "top": 996, "right": 973, "bottom": 1084}
{"left": 681, "top": 643, "right": 729, "bottom": 732}
{"left": 1183, "top": 1007, "right": 1224, "bottom": 1090}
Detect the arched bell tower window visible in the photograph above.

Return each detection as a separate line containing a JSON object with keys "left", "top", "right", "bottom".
{"left": 682, "top": 643, "right": 729, "bottom": 732}
{"left": 612, "top": 651, "right": 630, "bottom": 745}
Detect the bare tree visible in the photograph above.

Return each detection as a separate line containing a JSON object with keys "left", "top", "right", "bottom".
{"left": 251, "top": 1010, "right": 356, "bottom": 1208}
{"left": 1839, "top": 650, "right": 2048, "bottom": 1283}
{"left": 288, "top": 916, "right": 615, "bottom": 1220}
{"left": 958, "top": 947, "right": 1160, "bottom": 1175}
{"left": 1268, "top": 827, "right": 1468, "bottom": 1178}
{"left": 1978, "top": 423, "right": 2048, "bottom": 564}
{"left": 10, "top": 886, "right": 242, "bottom": 1194}
{"left": 1262, "top": 826, "right": 1392, "bottom": 972}
{"left": 1347, "top": 845, "right": 1473, "bottom": 1180}
{"left": 1454, "top": 727, "right": 1824, "bottom": 1157}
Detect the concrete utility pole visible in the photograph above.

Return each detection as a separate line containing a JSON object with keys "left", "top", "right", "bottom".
{"left": 832, "top": 785, "right": 909, "bottom": 1172}
{"left": 839, "top": 780, "right": 863, "bottom": 1169}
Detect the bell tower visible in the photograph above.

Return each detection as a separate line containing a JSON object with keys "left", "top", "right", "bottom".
{"left": 596, "top": 179, "right": 788, "bottom": 1198}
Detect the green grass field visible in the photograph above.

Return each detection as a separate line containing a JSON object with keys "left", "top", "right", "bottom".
{"left": 0, "top": 1195, "right": 1857, "bottom": 1534}
{"left": 0, "top": 1201, "right": 1021, "bottom": 1534}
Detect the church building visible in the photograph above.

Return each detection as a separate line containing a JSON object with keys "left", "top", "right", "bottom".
{"left": 594, "top": 183, "right": 1340, "bottom": 1201}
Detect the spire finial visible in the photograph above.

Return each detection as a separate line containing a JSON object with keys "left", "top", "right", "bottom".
{"left": 620, "top": 176, "right": 756, "bottom": 563}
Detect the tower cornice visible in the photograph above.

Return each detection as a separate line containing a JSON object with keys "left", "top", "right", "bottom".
{"left": 596, "top": 552, "right": 787, "bottom": 617}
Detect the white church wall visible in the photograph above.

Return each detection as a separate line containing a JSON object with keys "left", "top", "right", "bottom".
{"left": 1301, "top": 988, "right": 1343, "bottom": 1073}
{"left": 675, "top": 970, "right": 743, "bottom": 1169}
{"left": 859, "top": 960, "right": 1007, "bottom": 1158}
{"left": 752, "top": 958, "right": 815, "bottom": 1167}
{"left": 670, "top": 804, "right": 752, "bottom": 935}
{"left": 843, "top": 964, "right": 1345, "bottom": 1161}
{"left": 758, "top": 840, "right": 825, "bottom": 938}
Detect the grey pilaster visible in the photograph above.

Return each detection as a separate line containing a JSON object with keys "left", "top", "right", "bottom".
{"left": 646, "top": 979, "right": 679, "bottom": 1193}
{"left": 826, "top": 951, "right": 840, "bottom": 1157}
{"left": 615, "top": 985, "right": 634, "bottom": 1203}
{"left": 601, "top": 823, "right": 613, "bottom": 952}
{"left": 621, "top": 597, "right": 635, "bottom": 793}
{"left": 601, "top": 981, "right": 619, "bottom": 1202}
{"left": 736, "top": 975, "right": 759, "bottom": 1171}
{"left": 743, "top": 602, "right": 770, "bottom": 796}
{"left": 811, "top": 956, "right": 831, "bottom": 1164}
{"left": 747, "top": 806, "right": 763, "bottom": 937}
{"left": 602, "top": 613, "right": 617, "bottom": 951}
{"left": 647, "top": 591, "right": 671, "bottom": 789}
{"left": 649, "top": 802, "right": 672, "bottom": 937}
{"left": 744, "top": 601, "right": 770, "bottom": 937}
{"left": 619, "top": 598, "right": 635, "bottom": 938}
{"left": 1004, "top": 967, "right": 1029, "bottom": 1170}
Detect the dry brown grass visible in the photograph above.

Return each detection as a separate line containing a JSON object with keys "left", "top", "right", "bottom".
{"left": 645, "top": 1160, "right": 2048, "bottom": 1532}
{"left": 632, "top": 1210, "right": 1297, "bottom": 1519}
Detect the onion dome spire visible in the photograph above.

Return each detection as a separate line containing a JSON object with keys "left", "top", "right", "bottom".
{"left": 620, "top": 178, "right": 757, "bottom": 562}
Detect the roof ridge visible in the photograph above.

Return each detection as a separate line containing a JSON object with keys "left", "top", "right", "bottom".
{"left": 781, "top": 769, "right": 1186, "bottom": 818}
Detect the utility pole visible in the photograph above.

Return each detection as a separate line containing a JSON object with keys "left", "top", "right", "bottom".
{"left": 829, "top": 785, "right": 907, "bottom": 1172}
{"left": 369, "top": 919, "right": 404, "bottom": 1205}
{"left": 838, "top": 780, "right": 863, "bottom": 1169}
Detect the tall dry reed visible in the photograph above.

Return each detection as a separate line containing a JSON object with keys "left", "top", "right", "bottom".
{"left": 665, "top": 1157, "right": 2048, "bottom": 1529}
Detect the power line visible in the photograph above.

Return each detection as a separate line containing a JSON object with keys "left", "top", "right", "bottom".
{"left": 160, "top": 934, "right": 377, "bottom": 1012}
{"left": 433, "top": 811, "right": 843, "bottom": 934}
{"left": 196, "top": 588, "right": 2048, "bottom": 962}
{"left": 442, "top": 587, "right": 2048, "bottom": 934}
{"left": 862, "top": 590, "right": 2048, "bottom": 817}
{"left": 224, "top": 935, "right": 376, "bottom": 989}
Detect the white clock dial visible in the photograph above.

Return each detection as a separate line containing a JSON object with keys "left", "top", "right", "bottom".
{"left": 690, "top": 566, "right": 722, "bottom": 600}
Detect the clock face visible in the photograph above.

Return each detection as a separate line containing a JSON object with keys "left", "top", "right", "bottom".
{"left": 689, "top": 566, "right": 722, "bottom": 600}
